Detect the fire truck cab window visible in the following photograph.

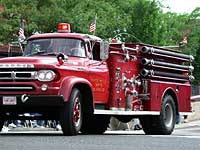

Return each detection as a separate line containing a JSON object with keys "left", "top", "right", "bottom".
{"left": 91, "top": 43, "right": 101, "bottom": 61}
{"left": 24, "top": 38, "right": 86, "bottom": 57}
{"left": 87, "top": 41, "right": 101, "bottom": 61}
{"left": 70, "top": 41, "right": 86, "bottom": 57}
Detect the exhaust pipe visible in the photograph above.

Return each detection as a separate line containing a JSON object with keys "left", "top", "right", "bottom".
{"left": 141, "top": 46, "right": 194, "bottom": 62}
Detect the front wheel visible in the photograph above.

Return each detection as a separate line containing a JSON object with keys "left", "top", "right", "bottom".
{"left": 60, "top": 88, "right": 83, "bottom": 136}
{"left": 141, "top": 94, "right": 176, "bottom": 135}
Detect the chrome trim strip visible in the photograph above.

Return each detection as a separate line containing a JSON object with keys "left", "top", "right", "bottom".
{"left": 94, "top": 109, "right": 160, "bottom": 115}
{"left": 0, "top": 87, "right": 33, "bottom": 90}
{"left": 0, "top": 64, "right": 34, "bottom": 68}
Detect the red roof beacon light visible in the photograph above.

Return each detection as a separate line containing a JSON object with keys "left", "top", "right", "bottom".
{"left": 57, "top": 23, "right": 71, "bottom": 33}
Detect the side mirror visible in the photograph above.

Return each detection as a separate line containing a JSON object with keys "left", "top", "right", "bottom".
{"left": 100, "top": 40, "right": 109, "bottom": 60}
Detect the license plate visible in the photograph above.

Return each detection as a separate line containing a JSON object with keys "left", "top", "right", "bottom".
{"left": 3, "top": 96, "right": 17, "bottom": 105}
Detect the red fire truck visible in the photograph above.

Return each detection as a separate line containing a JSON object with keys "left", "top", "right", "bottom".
{"left": 0, "top": 23, "right": 194, "bottom": 135}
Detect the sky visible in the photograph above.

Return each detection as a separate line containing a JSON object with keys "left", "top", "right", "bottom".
{"left": 161, "top": 0, "right": 200, "bottom": 14}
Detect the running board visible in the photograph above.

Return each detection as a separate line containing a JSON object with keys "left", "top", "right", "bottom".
{"left": 94, "top": 109, "right": 160, "bottom": 115}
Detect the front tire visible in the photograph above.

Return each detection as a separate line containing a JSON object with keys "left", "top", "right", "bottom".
{"left": 141, "top": 94, "right": 176, "bottom": 135}
{"left": 60, "top": 88, "right": 83, "bottom": 136}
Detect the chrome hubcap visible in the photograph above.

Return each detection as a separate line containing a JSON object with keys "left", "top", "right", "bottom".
{"left": 164, "top": 103, "right": 173, "bottom": 128}
{"left": 73, "top": 97, "right": 81, "bottom": 127}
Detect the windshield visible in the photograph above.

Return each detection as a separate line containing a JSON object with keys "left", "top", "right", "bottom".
{"left": 24, "top": 38, "right": 86, "bottom": 57}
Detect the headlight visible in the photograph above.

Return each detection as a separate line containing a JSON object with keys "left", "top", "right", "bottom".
{"left": 37, "top": 70, "right": 55, "bottom": 81}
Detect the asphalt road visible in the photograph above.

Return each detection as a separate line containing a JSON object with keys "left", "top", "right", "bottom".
{"left": 0, "top": 121, "right": 200, "bottom": 150}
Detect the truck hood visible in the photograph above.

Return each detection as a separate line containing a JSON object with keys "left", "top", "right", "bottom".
{"left": 0, "top": 56, "right": 87, "bottom": 68}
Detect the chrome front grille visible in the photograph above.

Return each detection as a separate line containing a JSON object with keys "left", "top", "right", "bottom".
{"left": 0, "top": 64, "right": 37, "bottom": 92}
{"left": 0, "top": 71, "right": 37, "bottom": 80}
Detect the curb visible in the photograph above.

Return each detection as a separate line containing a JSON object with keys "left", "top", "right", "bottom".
{"left": 187, "top": 101, "right": 200, "bottom": 121}
{"left": 175, "top": 120, "right": 200, "bottom": 129}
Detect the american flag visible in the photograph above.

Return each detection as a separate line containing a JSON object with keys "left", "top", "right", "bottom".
{"left": 89, "top": 18, "right": 96, "bottom": 33}
{"left": 18, "top": 27, "right": 24, "bottom": 37}
{"left": 18, "top": 27, "right": 25, "bottom": 42}
{"left": 18, "top": 19, "right": 26, "bottom": 42}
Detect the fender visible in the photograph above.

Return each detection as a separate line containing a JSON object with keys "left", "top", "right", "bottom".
{"left": 148, "top": 81, "right": 179, "bottom": 111}
{"left": 58, "top": 76, "right": 93, "bottom": 102}
{"left": 161, "top": 87, "right": 178, "bottom": 106}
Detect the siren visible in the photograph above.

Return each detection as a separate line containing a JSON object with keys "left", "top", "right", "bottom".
{"left": 57, "top": 23, "right": 71, "bottom": 33}
{"left": 56, "top": 53, "right": 68, "bottom": 65}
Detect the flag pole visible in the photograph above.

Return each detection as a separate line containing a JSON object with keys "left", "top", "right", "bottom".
{"left": 18, "top": 16, "right": 25, "bottom": 52}
{"left": 93, "top": 14, "right": 97, "bottom": 36}
{"left": 89, "top": 14, "right": 97, "bottom": 35}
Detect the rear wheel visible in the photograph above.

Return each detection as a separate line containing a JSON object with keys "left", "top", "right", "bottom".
{"left": 141, "top": 94, "right": 176, "bottom": 135}
{"left": 60, "top": 88, "right": 83, "bottom": 136}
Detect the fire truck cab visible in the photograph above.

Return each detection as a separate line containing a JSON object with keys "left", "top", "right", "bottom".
{"left": 0, "top": 23, "right": 193, "bottom": 135}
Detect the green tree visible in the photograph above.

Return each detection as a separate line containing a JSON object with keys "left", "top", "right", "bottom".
{"left": 189, "top": 7, "right": 200, "bottom": 80}
{"left": 128, "top": 0, "right": 163, "bottom": 44}
{"left": 0, "top": 0, "right": 38, "bottom": 43}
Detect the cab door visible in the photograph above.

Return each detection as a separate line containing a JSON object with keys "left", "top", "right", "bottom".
{"left": 87, "top": 42, "right": 109, "bottom": 104}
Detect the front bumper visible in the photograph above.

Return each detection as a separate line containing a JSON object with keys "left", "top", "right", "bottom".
{"left": 0, "top": 95, "right": 64, "bottom": 114}
{"left": 0, "top": 95, "right": 64, "bottom": 106}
